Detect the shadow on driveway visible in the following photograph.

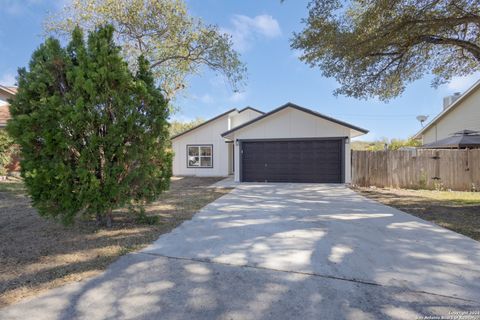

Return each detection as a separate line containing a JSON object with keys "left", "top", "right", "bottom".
{"left": 2, "top": 183, "right": 480, "bottom": 319}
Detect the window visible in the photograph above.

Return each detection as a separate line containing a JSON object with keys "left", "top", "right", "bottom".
{"left": 187, "top": 145, "right": 213, "bottom": 168}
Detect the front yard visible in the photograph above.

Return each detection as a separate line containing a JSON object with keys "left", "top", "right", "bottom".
{"left": 0, "top": 176, "right": 231, "bottom": 308}
{"left": 355, "top": 187, "right": 480, "bottom": 241}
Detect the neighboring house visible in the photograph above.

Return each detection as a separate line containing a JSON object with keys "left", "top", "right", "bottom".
{"left": 172, "top": 102, "right": 368, "bottom": 183}
{"left": 0, "top": 85, "right": 16, "bottom": 128}
{"left": 413, "top": 80, "right": 480, "bottom": 145}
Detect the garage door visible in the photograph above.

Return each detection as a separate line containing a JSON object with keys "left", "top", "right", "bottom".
{"left": 241, "top": 139, "right": 343, "bottom": 183}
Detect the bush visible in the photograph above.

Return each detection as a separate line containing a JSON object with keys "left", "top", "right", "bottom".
{"left": 135, "top": 212, "right": 160, "bottom": 225}
{"left": 0, "top": 130, "right": 16, "bottom": 176}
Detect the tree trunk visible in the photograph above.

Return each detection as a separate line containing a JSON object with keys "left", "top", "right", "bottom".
{"left": 96, "top": 212, "right": 103, "bottom": 226}
{"left": 106, "top": 210, "right": 113, "bottom": 228}
{"left": 96, "top": 210, "right": 114, "bottom": 228}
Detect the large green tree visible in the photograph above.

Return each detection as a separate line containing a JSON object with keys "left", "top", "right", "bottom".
{"left": 45, "top": 0, "right": 246, "bottom": 99}
{"left": 292, "top": 0, "right": 480, "bottom": 100}
{"left": 7, "top": 25, "right": 171, "bottom": 226}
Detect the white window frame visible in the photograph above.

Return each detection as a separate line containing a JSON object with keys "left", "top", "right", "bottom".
{"left": 187, "top": 144, "right": 213, "bottom": 168}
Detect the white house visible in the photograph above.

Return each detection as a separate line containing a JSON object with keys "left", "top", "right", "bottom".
{"left": 171, "top": 103, "right": 368, "bottom": 183}
{"left": 414, "top": 80, "right": 480, "bottom": 144}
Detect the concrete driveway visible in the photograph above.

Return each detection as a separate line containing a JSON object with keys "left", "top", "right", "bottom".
{"left": 2, "top": 183, "right": 480, "bottom": 320}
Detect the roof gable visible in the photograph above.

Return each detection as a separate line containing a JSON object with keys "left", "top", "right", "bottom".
{"left": 221, "top": 102, "right": 368, "bottom": 137}
{"left": 238, "top": 106, "right": 264, "bottom": 114}
{"left": 0, "top": 85, "right": 17, "bottom": 96}
{"left": 171, "top": 108, "right": 236, "bottom": 140}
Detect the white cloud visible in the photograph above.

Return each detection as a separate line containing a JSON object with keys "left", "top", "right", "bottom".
{"left": 229, "top": 91, "right": 248, "bottom": 103}
{"left": 209, "top": 75, "right": 228, "bottom": 89}
{"left": 246, "top": 15, "right": 282, "bottom": 38}
{"left": 190, "top": 93, "right": 215, "bottom": 104}
{"left": 446, "top": 73, "right": 480, "bottom": 92}
{"left": 223, "top": 14, "right": 282, "bottom": 52}
{"left": 0, "top": 72, "right": 16, "bottom": 86}
{"left": 197, "top": 93, "right": 214, "bottom": 104}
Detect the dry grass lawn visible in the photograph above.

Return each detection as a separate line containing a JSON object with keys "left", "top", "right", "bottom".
{"left": 0, "top": 176, "right": 231, "bottom": 308}
{"left": 355, "top": 187, "right": 480, "bottom": 241}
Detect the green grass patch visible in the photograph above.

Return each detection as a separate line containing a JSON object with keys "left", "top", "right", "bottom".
{"left": 403, "top": 189, "right": 480, "bottom": 205}
{"left": 0, "top": 180, "right": 26, "bottom": 194}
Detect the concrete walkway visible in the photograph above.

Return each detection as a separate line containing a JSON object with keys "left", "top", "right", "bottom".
{"left": 2, "top": 184, "right": 480, "bottom": 319}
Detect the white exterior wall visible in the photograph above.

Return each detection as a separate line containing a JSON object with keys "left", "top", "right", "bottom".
{"left": 421, "top": 89, "right": 480, "bottom": 144}
{"left": 172, "top": 115, "right": 230, "bottom": 177}
{"left": 231, "top": 107, "right": 353, "bottom": 183}
{"left": 230, "top": 109, "right": 263, "bottom": 128}
{"left": 171, "top": 108, "right": 264, "bottom": 177}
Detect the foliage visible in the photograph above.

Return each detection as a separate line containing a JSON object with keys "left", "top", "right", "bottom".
{"left": 169, "top": 117, "right": 205, "bottom": 137}
{"left": 292, "top": 0, "right": 480, "bottom": 100}
{"left": 352, "top": 138, "right": 421, "bottom": 151}
{"left": 351, "top": 139, "right": 388, "bottom": 151}
{"left": 419, "top": 170, "right": 428, "bottom": 189}
{"left": 45, "top": 0, "right": 246, "bottom": 99}
{"left": 7, "top": 25, "right": 172, "bottom": 226}
{"left": 134, "top": 208, "right": 160, "bottom": 225}
{"left": 388, "top": 138, "right": 421, "bottom": 150}
{"left": 0, "top": 130, "right": 16, "bottom": 176}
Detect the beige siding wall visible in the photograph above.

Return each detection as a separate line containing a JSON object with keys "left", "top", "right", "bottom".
{"left": 422, "top": 89, "right": 480, "bottom": 144}
{"left": 231, "top": 107, "right": 353, "bottom": 182}
{"left": 172, "top": 115, "right": 230, "bottom": 177}
{"left": 423, "top": 126, "right": 438, "bottom": 144}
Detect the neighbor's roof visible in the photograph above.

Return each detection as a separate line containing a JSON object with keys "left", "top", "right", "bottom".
{"left": 221, "top": 102, "right": 369, "bottom": 137}
{"left": 413, "top": 80, "right": 480, "bottom": 139}
{"left": 170, "top": 106, "right": 264, "bottom": 140}
{"left": 420, "top": 130, "right": 480, "bottom": 149}
{"left": 0, "top": 85, "right": 16, "bottom": 128}
{"left": 0, "top": 85, "right": 17, "bottom": 96}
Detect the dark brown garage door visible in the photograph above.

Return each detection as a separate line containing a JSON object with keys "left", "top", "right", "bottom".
{"left": 241, "top": 139, "right": 344, "bottom": 183}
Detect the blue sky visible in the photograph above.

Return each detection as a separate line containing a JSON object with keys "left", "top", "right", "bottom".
{"left": 1, "top": 0, "right": 478, "bottom": 140}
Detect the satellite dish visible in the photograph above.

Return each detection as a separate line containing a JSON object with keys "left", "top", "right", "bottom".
{"left": 416, "top": 115, "right": 428, "bottom": 127}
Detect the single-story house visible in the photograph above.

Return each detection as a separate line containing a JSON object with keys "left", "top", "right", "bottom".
{"left": 0, "top": 85, "right": 16, "bottom": 128}
{"left": 413, "top": 80, "right": 480, "bottom": 145}
{"left": 171, "top": 102, "right": 368, "bottom": 183}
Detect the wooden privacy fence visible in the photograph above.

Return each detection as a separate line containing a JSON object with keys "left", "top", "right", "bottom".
{"left": 351, "top": 149, "right": 480, "bottom": 191}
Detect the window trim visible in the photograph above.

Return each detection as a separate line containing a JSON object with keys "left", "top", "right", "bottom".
{"left": 186, "top": 144, "right": 213, "bottom": 168}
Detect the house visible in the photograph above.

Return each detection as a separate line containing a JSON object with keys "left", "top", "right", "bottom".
{"left": 413, "top": 80, "right": 480, "bottom": 145}
{"left": 171, "top": 102, "right": 368, "bottom": 183}
{"left": 0, "top": 85, "right": 16, "bottom": 128}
